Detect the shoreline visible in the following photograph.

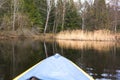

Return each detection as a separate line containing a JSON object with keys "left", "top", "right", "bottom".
{"left": 0, "top": 30, "right": 119, "bottom": 41}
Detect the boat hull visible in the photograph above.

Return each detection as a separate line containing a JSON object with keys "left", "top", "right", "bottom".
{"left": 14, "top": 54, "right": 94, "bottom": 80}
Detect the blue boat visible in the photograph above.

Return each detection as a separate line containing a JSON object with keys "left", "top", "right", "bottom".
{"left": 13, "top": 54, "right": 94, "bottom": 80}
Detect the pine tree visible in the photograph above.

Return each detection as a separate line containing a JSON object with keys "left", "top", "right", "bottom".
{"left": 64, "top": 0, "right": 82, "bottom": 30}
{"left": 93, "top": 0, "right": 108, "bottom": 30}
{"left": 85, "top": 0, "right": 110, "bottom": 30}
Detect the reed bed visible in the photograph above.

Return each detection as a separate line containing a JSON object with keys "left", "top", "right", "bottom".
{"left": 56, "top": 30, "right": 116, "bottom": 41}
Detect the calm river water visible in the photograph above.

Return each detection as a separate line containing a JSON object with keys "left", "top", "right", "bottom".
{"left": 0, "top": 39, "right": 120, "bottom": 80}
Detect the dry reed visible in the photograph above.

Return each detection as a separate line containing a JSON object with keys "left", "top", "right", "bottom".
{"left": 56, "top": 30, "right": 115, "bottom": 41}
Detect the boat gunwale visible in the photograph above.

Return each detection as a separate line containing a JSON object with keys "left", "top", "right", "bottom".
{"left": 13, "top": 60, "right": 43, "bottom": 80}
{"left": 13, "top": 55, "right": 94, "bottom": 80}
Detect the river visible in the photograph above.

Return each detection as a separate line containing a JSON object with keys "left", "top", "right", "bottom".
{"left": 0, "top": 39, "right": 120, "bottom": 80}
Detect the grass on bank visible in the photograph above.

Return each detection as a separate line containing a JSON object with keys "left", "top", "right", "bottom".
{"left": 0, "top": 29, "right": 55, "bottom": 40}
{"left": 56, "top": 30, "right": 119, "bottom": 41}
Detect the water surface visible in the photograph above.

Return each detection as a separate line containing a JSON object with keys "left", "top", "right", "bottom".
{"left": 0, "top": 39, "right": 120, "bottom": 80}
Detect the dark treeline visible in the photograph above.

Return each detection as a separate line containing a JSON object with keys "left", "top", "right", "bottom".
{"left": 0, "top": 0, "right": 120, "bottom": 35}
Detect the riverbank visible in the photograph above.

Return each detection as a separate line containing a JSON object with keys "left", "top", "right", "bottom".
{"left": 0, "top": 30, "right": 55, "bottom": 40}
{"left": 0, "top": 30, "right": 120, "bottom": 41}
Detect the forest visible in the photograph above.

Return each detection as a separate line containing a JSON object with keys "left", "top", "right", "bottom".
{"left": 0, "top": 0, "right": 120, "bottom": 40}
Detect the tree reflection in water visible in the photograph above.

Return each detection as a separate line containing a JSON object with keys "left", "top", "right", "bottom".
{"left": 0, "top": 39, "right": 120, "bottom": 80}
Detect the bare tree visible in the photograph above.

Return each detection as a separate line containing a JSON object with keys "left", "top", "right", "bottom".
{"left": 61, "top": 0, "right": 66, "bottom": 30}
{"left": 53, "top": 0, "right": 62, "bottom": 33}
{"left": 108, "top": 0, "right": 120, "bottom": 33}
{"left": 12, "top": 0, "right": 16, "bottom": 31}
{"left": 52, "top": 0, "right": 58, "bottom": 33}
{"left": 0, "top": 0, "right": 7, "bottom": 8}
{"left": 79, "top": 0, "right": 88, "bottom": 30}
{"left": 114, "top": 0, "right": 119, "bottom": 33}
{"left": 44, "top": 0, "right": 53, "bottom": 35}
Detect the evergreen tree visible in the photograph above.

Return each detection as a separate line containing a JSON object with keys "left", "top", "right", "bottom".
{"left": 85, "top": 0, "right": 109, "bottom": 30}
{"left": 64, "top": 0, "right": 82, "bottom": 30}
{"left": 22, "top": 0, "right": 44, "bottom": 29}
{"left": 94, "top": 0, "right": 108, "bottom": 30}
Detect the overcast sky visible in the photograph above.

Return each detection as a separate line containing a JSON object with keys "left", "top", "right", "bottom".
{"left": 74, "top": 0, "right": 119, "bottom": 4}
{"left": 74, "top": 0, "right": 94, "bottom": 3}
{"left": 74, "top": 0, "right": 110, "bottom": 4}
{"left": 74, "top": 0, "right": 120, "bottom": 8}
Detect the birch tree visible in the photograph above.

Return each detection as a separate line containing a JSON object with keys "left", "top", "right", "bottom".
{"left": 52, "top": 4, "right": 57, "bottom": 33}
{"left": 53, "top": 0, "right": 62, "bottom": 33}
{"left": 44, "top": 0, "right": 53, "bottom": 35}
{"left": 61, "top": 0, "right": 66, "bottom": 30}
{"left": 113, "top": 0, "right": 119, "bottom": 33}
{"left": 12, "top": 0, "right": 20, "bottom": 31}
{"left": 81, "top": 0, "right": 88, "bottom": 30}
{"left": 107, "top": 0, "right": 120, "bottom": 32}
{"left": 54, "top": 0, "right": 64, "bottom": 33}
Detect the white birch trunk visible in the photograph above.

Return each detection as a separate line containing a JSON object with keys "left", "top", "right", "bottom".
{"left": 44, "top": 0, "right": 52, "bottom": 35}
{"left": 12, "top": 0, "right": 17, "bottom": 31}
{"left": 114, "top": 0, "right": 118, "bottom": 33}
{"left": 82, "top": 17, "right": 85, "bottom": 30}
{"left": 61, "top": 0, "right": 66, "bottom": 30}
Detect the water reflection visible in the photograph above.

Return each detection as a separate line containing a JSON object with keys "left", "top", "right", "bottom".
{"left": 0, "top": 39, "right": 120, "bottom": 80}
{"left": 56, "top": 40, "right": 120, "bottom": 52}
{"left": 0, "top": 40, "right": 46, "bottom": 80}
{"left": 56, "top": 40, "right": 120, "bottom": 79}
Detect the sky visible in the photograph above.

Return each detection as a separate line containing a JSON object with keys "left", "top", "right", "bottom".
{"left": 74, "top": 0, "right": 94, "bottom": 4}
{"left": 74, "top": 0, "right": 120, "bottom": 10}
{"left": 74, "top": 0, "right": 117, "bottom": 4}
